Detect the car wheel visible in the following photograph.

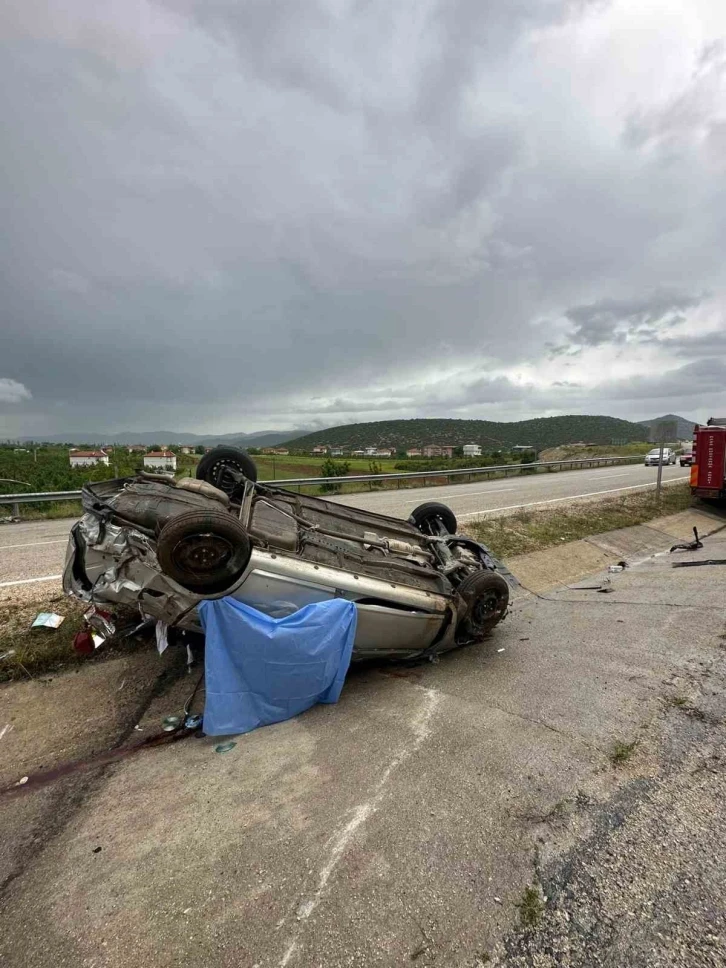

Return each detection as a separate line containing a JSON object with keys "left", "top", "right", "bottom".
{"left": 157, "top": 509, "right": 252, "bottom": 594}
{"left": 408, "top": 502, "right": 457, "bottom": 535}
{"left": 455, "top": 570, "right": 509, "bottom": 642}
{"left": 196, "top": 446, "right": 258, "bottom": 495}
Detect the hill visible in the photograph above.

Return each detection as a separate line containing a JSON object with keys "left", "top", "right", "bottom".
{"left": 638, "top": 414, "right": 696, "bottom": 441}
{"left": 12, "top": 429, "right": 310, "bottom": 448}
{"left": 282, "top": 416, "right": 649, "bottom": 452}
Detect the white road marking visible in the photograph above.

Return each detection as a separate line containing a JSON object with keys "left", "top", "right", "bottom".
{"left": 403, "top": 487, "right": 514, "bottom": 504}
{"left": 0, "top": 574, "right": 62, "bottom": 588}
{"left": 457, "top": 477, "right": 690, "bottom": 520}
{"left": 585, "top": 473, "right": 629, "bottom": 480}
{"left": 0, "top": 539, "right": 68, "bottom": 550}
{"left": 0, "top": 724, "right": 14, "bottom": 741}
{"left": 278, "top": 686, "right": 441, "bottom": 965}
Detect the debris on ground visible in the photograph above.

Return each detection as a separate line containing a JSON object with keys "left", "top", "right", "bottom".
{"left": 672, "top": 559, "right": 726, "bottom": 568}
{"left": 669, "top": 526, "right": 703, "bottom": 552}
{"left": 30, "top": 612, "right": 65, "bottom": 630}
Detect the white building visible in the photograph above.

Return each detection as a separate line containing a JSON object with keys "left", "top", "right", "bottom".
{"left": 463, "top": 443, "right": 481, "bottom": 457}
{"left": 143, "top": 451, "right": 177, "bottom": 472}
{"left": 69, "top": 450, "right": 109, "bottom": 468}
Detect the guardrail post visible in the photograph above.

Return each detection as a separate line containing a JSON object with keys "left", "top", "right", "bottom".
{"left": 12, "top": 502, "right": 20, "bottom": 519}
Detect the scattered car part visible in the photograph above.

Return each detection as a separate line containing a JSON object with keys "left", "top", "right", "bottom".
{"left": 30, "top": 612, "right": 64, "bottom": 630}
{"left": 672, "top": 559, "right": 726, "bottom": 568}
{"left": 669, "top": 527, "right": 703, "bottom": 553}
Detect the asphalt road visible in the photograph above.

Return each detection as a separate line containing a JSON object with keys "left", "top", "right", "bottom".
{"left": 0, "top": 462, "right": 688, "bottom": 591}
{"left": 331, "top": 460, "right": 688, "bottom": 519}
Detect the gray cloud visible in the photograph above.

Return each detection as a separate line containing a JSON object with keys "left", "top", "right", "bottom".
{"left": 564, "top": 291, "right": 705, "bottom": 346}
{"left": 0, "top": 379, "right": 31, "bottom": 404}
{"left": 1, "top": 1, "right": 725, "bottom": 437}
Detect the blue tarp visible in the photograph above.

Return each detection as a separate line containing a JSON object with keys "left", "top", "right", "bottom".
{"left": 198, "top": 597, "right": 357, "bottom": 737}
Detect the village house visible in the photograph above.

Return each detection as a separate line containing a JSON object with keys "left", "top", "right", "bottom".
{"left": 422, "top": 444, "right": 455, "bottom": 458}
{"left": 463, "top": 443, "right": 482, "bottom": 457}
{"left": 406, "top": 448, "right": 423, "bottom": 457}
{"left": 143, "top": 450, "right": 177, "bottom": 472}
{"left": 180, "top": 446, "right": 193, "bottom": 455}
{"left": 329, "top": 447, "right": 347, "bottom": 457}
{"left": 69, "top": 450, "right": 109, "bottom": 468}
{"left": 261, "top": 447, "right": 289, "bottom": 455}
{"left": 312, "top": 445, "right": 329, "bottom": 455}
{"left": 374, "top": 448, "right": 394, "bottom": 457}
{"left": 127, "top": 445, "right": 146, "bottom": 454}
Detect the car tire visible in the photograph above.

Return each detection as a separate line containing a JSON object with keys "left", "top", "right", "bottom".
{"left": 408, "top": 502, "right": 457, "bottom": 535}
{"left": 455, "top": 570, "right": 509, "bottom": 642}
{"left": 157, "top": 508, "right": 252, "bottom": 594}
{"left": 196, "top": 446, "right": 258, "bottom": 495}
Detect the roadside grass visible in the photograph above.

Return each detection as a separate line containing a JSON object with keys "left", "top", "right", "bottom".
{"left": 464, "top": 482, "right": 693, "bottom": 560}
{"left": 8, "top": 500, "right": 83, "bottom": 521}
{"left": 609, "top": 739, "right": 638, "bottom": 765}
{"left": 539, "top": 442, "right": 650, "bottom": 462}
{"left": 516, "top": 885, "right": 544, "bottom": 928}
{"left": 0, "top": 597, "right": 146, "bottom": 682}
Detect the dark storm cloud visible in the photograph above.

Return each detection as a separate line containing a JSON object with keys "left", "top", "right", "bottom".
{"left": 595, "top": 358, "right": 726, "bottom": 402}
{"left": 1, "top": 0, "right": 725, "bottom": 436}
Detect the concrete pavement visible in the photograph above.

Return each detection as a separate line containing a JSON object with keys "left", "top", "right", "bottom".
{"left": 0, "top": 463, "right": 687, "bottom": 595}
{"left": 1, "top": 510, "right": 725, "bottom": 967}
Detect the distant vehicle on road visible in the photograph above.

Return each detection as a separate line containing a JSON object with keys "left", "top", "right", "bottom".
{"left": 679, "top": 451, "right": 694, "bottom": 467}
{"left": 644, "top": 447, "right": 676, "bottom": 466}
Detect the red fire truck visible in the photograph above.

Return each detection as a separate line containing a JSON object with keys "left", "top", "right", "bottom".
{"left": 691, "top": 418, "right": 726, "bottom": 499}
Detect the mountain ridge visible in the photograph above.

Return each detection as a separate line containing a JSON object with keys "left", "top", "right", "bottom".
{"left": 638, "top": 414, "right": 696, "bottom": 440}
{"left": 280, "top": 415, "right": 650, "bottom": 451}
{"left": 10, "top": 429, "right": 309, "bottom": 448}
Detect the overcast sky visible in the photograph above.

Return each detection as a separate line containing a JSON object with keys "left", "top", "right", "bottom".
{"left": 1, "top": 0, "right": 725, "bottom": 437}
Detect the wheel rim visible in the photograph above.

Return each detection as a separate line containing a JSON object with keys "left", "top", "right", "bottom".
{"left": 209, "top": 459, "right": 245, "bottom": 495}
{"left": 470, "top": 589, "right": 502, "bottom": 625}
{"left": 171, "top": 532, "right": 235, "bottom": 576}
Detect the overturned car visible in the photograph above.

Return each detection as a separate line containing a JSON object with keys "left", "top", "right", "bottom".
{"left": 63, "top": 447, "right": 513, "bottom": 660}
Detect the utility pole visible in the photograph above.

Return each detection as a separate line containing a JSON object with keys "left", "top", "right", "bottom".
{"left": 655, "top": 430, "right": 665, "bottom": 501}
{"left": 653, "top": 419, "right": 676, "bottom": 502}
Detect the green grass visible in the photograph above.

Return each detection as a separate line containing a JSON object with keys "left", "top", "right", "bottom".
{"left": 539, "top": 441, "right": 651, "bottom": 462}
{"left": 464, "top": 482, "right": 693, "bottom": 559}
{"left": 516, "top": 885, "right": 544, "bottom": 928}
{"left": 10, "top": 500, "right": 83, "bottom": 521}
{"left": 609, "top": 739, "right": 638, "bottom": 765}
{"left": 0, "top": 598, "right": 145, "bottom": 682}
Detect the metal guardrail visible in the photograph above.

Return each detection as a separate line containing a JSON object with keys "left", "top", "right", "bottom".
{"left": 0, "top": 455, "right": 648, "bottom": 516}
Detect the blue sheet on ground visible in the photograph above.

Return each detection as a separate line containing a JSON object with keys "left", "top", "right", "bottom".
{"left": 198, "top": 597, "right": 357, "bottom": 737}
